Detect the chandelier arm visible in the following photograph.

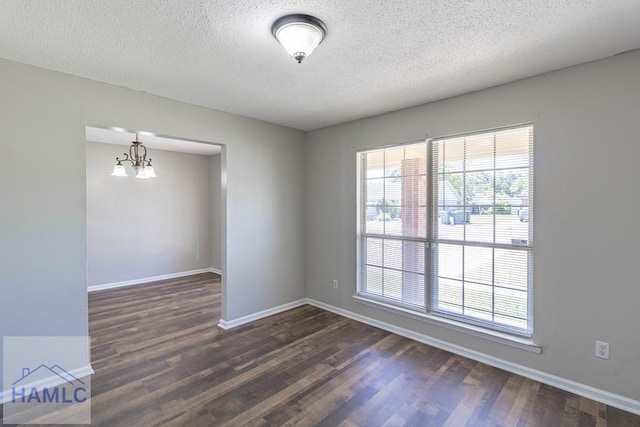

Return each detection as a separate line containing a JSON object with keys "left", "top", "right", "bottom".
{"left": 129, "top": 144, "right": 137, "bottom": 165}
{"left": 139, "top": 144, "right": 148, "bottom": 163}
{"left": 116, "top": 154, "right": 135, "bottom": 165}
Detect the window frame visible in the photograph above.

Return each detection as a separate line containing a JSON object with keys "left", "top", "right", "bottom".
{"left": 356, "top": 124, "right": 534, "bottom": 338}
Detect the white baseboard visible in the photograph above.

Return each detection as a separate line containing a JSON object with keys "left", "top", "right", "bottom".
{"left": 217, "top": 299, "right": 307, "bottom": 330}
{"left": 210, "top": 268, "right": 222, "bottom": 275}
{"left": 88, "top": 268, "right": 219, "bottom": 292}
{"left": 305, "top": 298, "right": 640, "bottom": 416}
{"left": 1, "top": 364, "right": 94, "bottom": 405}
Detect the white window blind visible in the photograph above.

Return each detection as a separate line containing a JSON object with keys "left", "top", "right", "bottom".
{"left": 358, "top": 125, "right": 533, "bottom": 335}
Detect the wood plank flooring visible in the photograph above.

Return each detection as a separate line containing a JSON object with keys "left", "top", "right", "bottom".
{"left": 3, "top": 273, "right": 639, "bottom": 426}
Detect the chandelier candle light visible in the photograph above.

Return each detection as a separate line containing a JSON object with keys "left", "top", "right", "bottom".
{"left": 111, "top": 134, "right": 157, "bottom": 179}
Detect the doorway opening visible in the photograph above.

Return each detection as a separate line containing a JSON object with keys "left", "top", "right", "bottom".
{"left": 85, "top": 125, "right": 225, "bottom": 318}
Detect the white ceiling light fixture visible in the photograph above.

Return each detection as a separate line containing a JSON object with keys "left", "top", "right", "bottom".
{"left": 272, "top": 14, "right": 327, "bottom": 63}
{"left": 111, "top": 134, "right": 157, "bottom": 179}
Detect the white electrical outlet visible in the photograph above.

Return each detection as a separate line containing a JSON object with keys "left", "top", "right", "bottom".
{"left": 595, "top": 341, "right": 610, "bottom": 359}
{"left": 333, "top": 280, "right": 339, "bottom": 289}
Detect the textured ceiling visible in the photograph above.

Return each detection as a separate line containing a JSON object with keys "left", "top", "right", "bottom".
{"left": 1, "top": 1, "right": 639, "bottom": 131}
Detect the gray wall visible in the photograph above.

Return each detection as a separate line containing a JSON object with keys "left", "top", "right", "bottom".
{"left": 0, "top": 58, "right": 306, "bottom": 387}
{"left": 86, "top": 141, "right": 215, "bottom": 286}
{"left": 211, "top": 154, "right": 222, "bottom": 271}
{"left": 305, "top": 50, "right": 640, "bottom": 401}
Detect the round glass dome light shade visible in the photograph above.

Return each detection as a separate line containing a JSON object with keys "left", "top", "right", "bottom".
{"left": 272, "top": 15, "right": 327, "bottom": 63}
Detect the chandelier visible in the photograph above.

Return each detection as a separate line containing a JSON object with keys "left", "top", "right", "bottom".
{"left": 111, "top": 134, "right": 157, "bottom": 179}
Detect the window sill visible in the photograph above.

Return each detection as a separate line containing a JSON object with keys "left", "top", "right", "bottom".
{"left": 352, "top": 295, "right": 542, "bottom": 354}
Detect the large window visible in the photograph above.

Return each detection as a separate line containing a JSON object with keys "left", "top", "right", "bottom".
{"left": 358, "top": 125, "right": 533, "bottom": 336}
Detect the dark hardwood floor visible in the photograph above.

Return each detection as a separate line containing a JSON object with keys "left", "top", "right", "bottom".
{"left": 3, "top": 273, "right": 639, "bottom": 426}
